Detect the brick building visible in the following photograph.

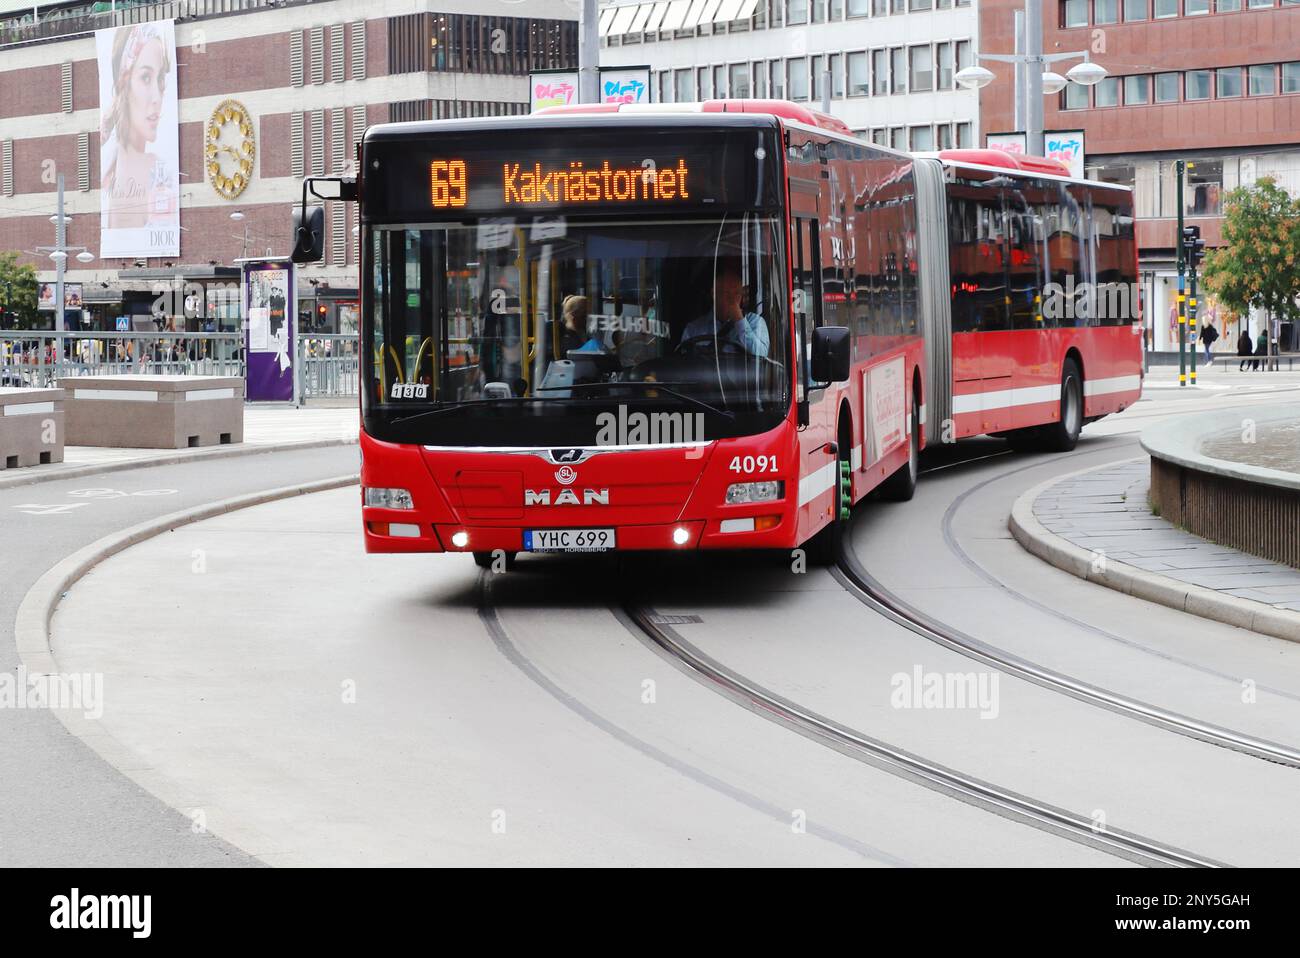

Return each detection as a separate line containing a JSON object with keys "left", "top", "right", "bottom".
{"left": 0, "top": 0, "right": 577, "bottom": 332}
{"left": 980, "top": 0, "right": 1300, "bottom": 352}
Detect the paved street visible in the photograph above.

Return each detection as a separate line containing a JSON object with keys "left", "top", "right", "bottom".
{"left": 4, "top": 375, "right": 1298, "bottom": 867}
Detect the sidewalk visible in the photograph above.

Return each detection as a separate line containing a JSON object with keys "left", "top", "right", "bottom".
{"left": 1010, "top": 458, "right": 1300, "bottom": 642}
{"left": 0, "top": 402, "right": 358, "bottom": 489}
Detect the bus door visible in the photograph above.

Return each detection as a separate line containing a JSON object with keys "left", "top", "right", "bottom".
{"left": 949, "top": 184, "right": 1011, "bottom": 434}
{"left": 792, "top": 214, "right": 827, "bottom": 426}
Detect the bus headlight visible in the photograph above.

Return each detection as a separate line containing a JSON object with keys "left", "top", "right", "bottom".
{"left": 725, "top": 480, "right": 784, "bottom": 504}
{"left": 364, "top": 487, "right": 414, "bottom": 509}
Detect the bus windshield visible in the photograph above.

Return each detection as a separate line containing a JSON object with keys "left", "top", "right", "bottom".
{"left": 365, "top": 215, "right": 789, "bottom": 446}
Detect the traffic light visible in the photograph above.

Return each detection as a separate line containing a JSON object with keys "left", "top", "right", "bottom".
{"left": 316, "top": 303, "right": 328, "bottom": 329}
{"left": 1182, "top": 225, "right": 1206, "bottom": 269}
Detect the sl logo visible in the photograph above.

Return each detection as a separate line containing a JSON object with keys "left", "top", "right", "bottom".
{"left": 554, "top": 465, "right": 577, "bottom": 485}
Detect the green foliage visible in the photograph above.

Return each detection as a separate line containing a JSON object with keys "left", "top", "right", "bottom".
{"left": 1201, "top": 177, "right": 1300, "bottom": 328}
{"left": 0, "top": 251, "right": 40, "bottom": 328}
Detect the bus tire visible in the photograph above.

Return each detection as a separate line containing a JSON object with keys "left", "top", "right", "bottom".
{"left": 473, "top": 550, "right": 516, "bottom": 571}
{"left": 804, "top": 432, "right": 853, "bottom": 566}
{"left": 879, "top": 400, "right": 920, "bottom": 501}
{"left": 1041, "top": 358, "right": 1084, "bottom": 452}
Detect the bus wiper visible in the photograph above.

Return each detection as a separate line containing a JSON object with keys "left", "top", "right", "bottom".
{"left": 389, "top": 396, "right": 537, "bottom": 425}
{"left": 565, "top": 381, "right": 735, "bottom": 420}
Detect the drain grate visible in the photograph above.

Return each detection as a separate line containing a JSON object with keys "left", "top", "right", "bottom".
{"left": 647, "top": 613, "right": 703, "bottom": 626}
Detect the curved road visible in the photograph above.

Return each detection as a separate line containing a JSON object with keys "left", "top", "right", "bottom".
{"left": 7, "top": 380, "right": 1300, "bottom": 866}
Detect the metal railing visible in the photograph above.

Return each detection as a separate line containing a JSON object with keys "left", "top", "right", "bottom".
{"left": 297, "top": 333, "right": 359, "bottom": 399}
{"left": 0, "top": 331, "right": 244, "bottom": 387}
{"left": 1, "top": 330, "right": 361, "bottom": 400}
{"left": 0, "top": 0, "right": 301, "bottom": 48}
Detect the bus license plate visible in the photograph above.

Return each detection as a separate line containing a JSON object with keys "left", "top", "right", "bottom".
{"left": 524, "top": 528, "right": 616, "bottom": 552}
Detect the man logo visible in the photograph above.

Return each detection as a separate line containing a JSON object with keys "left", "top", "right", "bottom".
{"left": 555, "top": 465, "right": 577, "bottom": 485}
{"left": 550, "top": 448, "right": 583, "bottom": 463}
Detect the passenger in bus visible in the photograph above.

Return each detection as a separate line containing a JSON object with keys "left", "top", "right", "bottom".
{"left": 679, "top": 264, "right": 770, "bottom": 357}
{"left": 559, "top": 295, "right": 602, "bottom": 353}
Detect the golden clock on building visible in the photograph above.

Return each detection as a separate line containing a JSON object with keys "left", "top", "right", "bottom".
{"left": 205, "top": 99, "right": 256, "bottom": 200}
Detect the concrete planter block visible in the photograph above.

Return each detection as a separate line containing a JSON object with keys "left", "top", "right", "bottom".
{"left": 0, "top": 387, "right": 65, "bottom": 469}
{"left": 60, "top": 375, "right": 244, "bottom": 449}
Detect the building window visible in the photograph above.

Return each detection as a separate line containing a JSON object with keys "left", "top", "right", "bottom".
{"left": 911, "top": 0, "right": 933, "bottom": 9}
{"left": 910, "top": 45, "right": 933, "bottom": 92}
{"left": 1216, "top": 0, "right": 1241, "bottom": 9}
{"left": 873, "top": 49, "right": 889, "bottom": 95}
{"left": 848, "top": 52, "right": 869, "bottom": 95}
{"left": 787, "top": 0, "right": 810, "bottom": 23}
{"left": 831, "top": 0, "right": 845, "bottom": 17}
{"left": 1185, "top": 69, "right": 1212, "bottom": 99}
{"left": 1063, "top": 0, "right": 1088, "bottom": 26}
{"left": 936, "top": 41, "right": 953, "bottom": 89}
{"left": 1248, "top": 63, "right": 1275, "bottom": 95}
{"left": 1217, "top": 66, "right": 1243, "bottom": 97}
{"left": 813, "top": 0, "right": 827, "bottom": 21}
{"left": 1283, "top": 61, "right": 1300, "bottom": 94}
{"left": 675, "top": 68, "right": 693, "bottom": 101}
{"left": 1094, "top": 76, "right": 1119, "bottom": 106}
{"left": 889, "top": 126, "right": 905, "bottom": 150}
{"left": 848, "top": 0, "right": 870, "bottom": 14}
{"left": 1186, "top": 160, "right": 1224, "bottom": 216}
{"left": 1124, "top": 75, "right": 1150, "bottom": 103}
{"left": 698, "top": 66, "right": 712, "bottom": 99}
{"left": 955, "top": 39, "right": 972, "bottom": 71}
{"left": 789, "top": 57, "right": 809, "bottom": 100}
{"left": 812, "top": 54, "right": 826, "bottom": 101}
{"left": 1185, "top": 0, "right": 1209, "bottom": 12}
{"left": 910, "top": 126, "right": 934, "bottom": 150}
{"left": 770, "top": 61, "right": 785, "bottom": 99}
{"left": 872, "top": 0, "right": 887, "bottom": 14}
{"left": 956, "top": 122, "right": 972, "bottom": 147}
{"left": 891, "top": 47, "right": 906, "bottom": 94}
{"left": 830, "top": 53, "right": 844, "bottom": 97}
{"left": 714, "top": 63, "right": 727, "bottom": 97}
{"left": 1154, "top": 0, "right": 1178, "bottom": 15}
{"left": 1124, "top": 0, "right": 1148, "bottom": 17}
{"left": 892, "top": 0, "right": 905, "bottom": 12}
{"left": 731, "top": 62, "right": 751, "bottom": 98}
{"left": 1063, "top": 81, "right": 1089, "bottom": 108}
{"left": 1155, "top": 71, "right": 1180, "bottom": 101}
{"left": 937, "top": 123, "right": 953, "bottom": 149}
{"left": 753, "top": 61, "right": 768, "bottom": 97}
{"left": 1095, "top": 0, "right": 1119, "bottom": 21}
{"left": 1248, "top": 0, "right": 1273, "bottom": 7}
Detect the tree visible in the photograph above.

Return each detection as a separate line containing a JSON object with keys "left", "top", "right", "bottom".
{"left": 0, "top": 251, "right": 40, "bottom": 329}
{"left": 1201, "top": 177, "right": 1300, "bottom": 356}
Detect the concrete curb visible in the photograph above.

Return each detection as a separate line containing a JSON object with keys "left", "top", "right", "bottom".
{"left": 0, "top": 437, "right": 355, "bottom": 491}
{"left": 1008, "top": 462, "right": 1300, "bottom": 644}
{"left": 13, "top": 473, "right": 359, "bottom": 863}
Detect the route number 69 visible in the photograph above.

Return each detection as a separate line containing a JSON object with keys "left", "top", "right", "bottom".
{"left": 729, "top": 455, "right": 778, "bottom": 474}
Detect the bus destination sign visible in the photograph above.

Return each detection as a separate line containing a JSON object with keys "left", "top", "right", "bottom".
{"left": 430, "top": 157, "right": 693, "bottom": 209}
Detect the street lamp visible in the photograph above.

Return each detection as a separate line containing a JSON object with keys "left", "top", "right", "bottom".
{"left": 958, "top": 0, "right": 1107, "bottom": 157}
{"left": 230, "top": 210, "right": 249, "bottom": 259}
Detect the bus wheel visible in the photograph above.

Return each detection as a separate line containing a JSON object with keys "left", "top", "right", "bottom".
{"left": 805, "top": 439, "right": 852, "bottom": 566}
{"left": 879, "top": 400, "right": 920, "bottom": 501}
{"left": 1041, "top": 358, "right": 1084, "bottom": 452}
{"left": 473, "top": 550, "right": 516, "bottom": 571}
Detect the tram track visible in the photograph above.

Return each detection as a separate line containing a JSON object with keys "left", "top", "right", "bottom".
{"left": 618, "top": 599, "right": 1221, "bottom": 868}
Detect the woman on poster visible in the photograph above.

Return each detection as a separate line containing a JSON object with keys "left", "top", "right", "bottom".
{"left": 101, "top": 24, "right": 178, "bottom": 230}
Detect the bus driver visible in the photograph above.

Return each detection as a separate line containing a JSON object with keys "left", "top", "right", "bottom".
{"left": 679, "top": 263, "right": 770, "bottom": 357}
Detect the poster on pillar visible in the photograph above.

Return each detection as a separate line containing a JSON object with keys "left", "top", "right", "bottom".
{"left": 599, "top": 67, "right": 650, "bottom": 105}
{"left": 242, "top": 259, "right": 296, "bottom": 403}
{"left": 530, "top": 70, "right": 579, "bottom": 112}
{"left": 95, "top": 19, "right": 180, "bottom": 258}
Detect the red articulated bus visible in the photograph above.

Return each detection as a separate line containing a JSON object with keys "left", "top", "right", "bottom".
{"left": 290, "top": 99, "right": 1141, "bottom": 565}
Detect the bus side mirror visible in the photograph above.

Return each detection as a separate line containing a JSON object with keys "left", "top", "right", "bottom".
{"left": 811, "top": 326, "right": 851, "bottom": 383}
{"left": 291, "top": 205, "right": 324, "bottom": 264}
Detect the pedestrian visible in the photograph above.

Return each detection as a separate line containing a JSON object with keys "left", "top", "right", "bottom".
{"left": 1256, "top": 329, "right": 1268, "bottom": 371}
{"left": 1237, "top": 328, "right": 1253, "bottom": 371}
{"left": 1201, "top": 321, "right": 1218, "bottom": 364}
